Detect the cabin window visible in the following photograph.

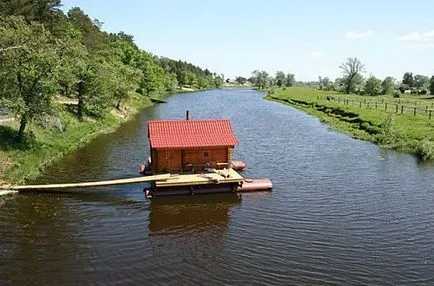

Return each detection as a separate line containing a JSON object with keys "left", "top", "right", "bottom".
{"left": 203, "top": 151, "right": 210, "bottom": 158}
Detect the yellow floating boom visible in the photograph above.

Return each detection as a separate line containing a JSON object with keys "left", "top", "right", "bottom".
{"left": 0, "top": 174, "right": 173, "bottom": 191}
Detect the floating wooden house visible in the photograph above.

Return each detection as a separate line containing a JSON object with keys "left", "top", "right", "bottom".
{"left": 146, "top": 118, "right": 239, "bottom": 174}
{"left": 142, "top": 115, "right": 271, "bottom": 198}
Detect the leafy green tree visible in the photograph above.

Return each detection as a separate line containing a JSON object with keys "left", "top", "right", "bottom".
{"left": 57, "top": 21, "right": 88, "bottom": 97}
{"left": 213, "top": 75, "right": 224, "bottom": 88}
{"left": 164, "top": 72, "right": 178, "bottom": 92}
{"left": 364, "top": 76, "right": 382, "bottom": 96}
{"left": 0, "top": 16, "right": 60, "bottom": 140}
{"left": 139, "top": 59, "right": 164, "bottom": 96}
{"left": 0, "top": 0, "right": 66, "bottom": 36}
{"left": 319, "top": 76, "right": 333, "bottom": 90}
{"left": 67, "top": 7, "right": 110, "bottom": 54}
{"left": 275, "top": 71, "right": 286, "bottom": 87}
{"left": 430, "top": 76, "right": 434, "bottom": 95}
{"left": 402, "top": 72, "right": 414, "bottom": 87}
{"left": 414, "top": 74, "right": 429, "bottom": 92}
{"left": 251, "top": 70, "right": 269, "bottom": 89}
{"left": 112, "top": 61, "right": 140, "bottom": 109}
{"left": 285, "top": 73, "right": 295, "bottom": 87}
{"left": 381, "top": 76, "right": 395, "bottom": 95}
{"left": 235, "top": 77, "right": 247, "bottom": 85}
{"left": 339, "top": 57, "right": 365, "bottom": 94}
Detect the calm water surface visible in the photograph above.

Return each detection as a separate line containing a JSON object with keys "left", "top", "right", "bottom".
{"left": 1, "top": 89, "right": 434, "bottom": 285}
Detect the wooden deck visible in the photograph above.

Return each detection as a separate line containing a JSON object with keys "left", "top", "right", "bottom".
{"left": 155, "top": 168, "right": 244, "bottom": 187}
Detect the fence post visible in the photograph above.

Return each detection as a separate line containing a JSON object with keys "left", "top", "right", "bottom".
{"left": 414, "top": 107, "right": 416, "bottom": 116}
{"left": 375, "top": 102, "right": 378, "bottom": 109}
{"left": 395, "top": 104, "right": 398, "bottom": 113}
{"left": 359, "top": 101, "right": 362, "bottom": 108}
{"left": 426, "top": 106, "right": 428, "bottom": 113}
{"left": 367, "top": 102, "right": 370, "bottom": 108}
{"left": 385, "top": 103, "right": 388, "bottom": 110}
{"left": 430, "top": 110, "right": 432, "bottom": 119}
{"left": 401, "top": 106, "right": 404, "bottom": 114}
{"left": 382, "top": 99, "right": 384, "bottom": 104}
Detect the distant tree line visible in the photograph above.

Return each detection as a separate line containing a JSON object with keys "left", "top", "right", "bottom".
{"left": 244, "top": 70, "right": 296, "bottom": 90}
{"left": 0, "top": 0, "right": 223, "bottom": 140}
{"left": 242, "top": 57, "right": 434, "bottom": 97}
{"left": 319, "top": 57, "right": 434, "bottom": 97}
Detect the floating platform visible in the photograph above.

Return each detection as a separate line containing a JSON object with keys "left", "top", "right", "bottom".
{"left": 1, "top": 169, "right": 272, "bottom": 198}
{"left": 145, "top": 168, "right": 272, "bottom": 198}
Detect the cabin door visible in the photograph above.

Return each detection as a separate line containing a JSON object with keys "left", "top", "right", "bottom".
{"left": 168, "top": 150, "right": 181, "bottom": 172}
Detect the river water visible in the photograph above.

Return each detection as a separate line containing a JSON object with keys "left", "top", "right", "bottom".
{"left": 1, "top": 89, "right": 434, "bottom": 285}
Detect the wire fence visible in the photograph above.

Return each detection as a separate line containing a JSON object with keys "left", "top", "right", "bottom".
{"left": 317, "top": 95, "right": 434, "bottom": 119}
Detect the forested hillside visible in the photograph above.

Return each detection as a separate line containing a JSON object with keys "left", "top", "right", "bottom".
{"left": 0, "top": 0, "right": 223, "bottom": 182}
{"left": 0, "top": 0, "right": 223, "bottom": 140}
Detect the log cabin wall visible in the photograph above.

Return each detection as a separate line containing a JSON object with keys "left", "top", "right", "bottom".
{"left": 183, "top": 147, "right": 228, "bottom": 169}
{"left": 152, "top": 147, "right": 231, "bottom": 173}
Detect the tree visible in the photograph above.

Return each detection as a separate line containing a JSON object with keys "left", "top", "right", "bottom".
{"left": 139, "top": 60, "right": 164, "bottom": 96}
{"left": 364, "top": 76, "right": 382, "bottom": 96}
{"left": 275, "top": 71, "right": 286, "bottom": 87}
{"left": 285, "top": 73, "right": 295, "bottom": 87}
{"left": 57, "top": 21, "right": 88, "bottom": 97}
{"left": 0, "top": 16, "right": 60, "bottom": 140}
{"left": 235, "top": 77, "right": 247, "bottom": 85}
{"left": 213, "top": 74, "right": 224, "bottom": 88}
{"left": 402, "top": 72, "right": 414, "bottom": 87}
{"left": 414, "top": 74, "right": 429, "bottom": 93}
{"left": 0, "top": 0, "right": 66, "bottom": 36}
{"left": 430, "top": 76, "right": 434, "bottom": 95}
{"left": 251, "top": 70, "right": 269, "bottom": 89}
{"left": 339, "top": 57, "right": 365, "bottom": 94}
{"left": 67, "top": 7, "right": 110, "bottom": 54}
{"left": 319, "top": 76, "right": 332, "bottom": 90}
{"left": 381, "top": 76, "right": 395, "bottom": 95}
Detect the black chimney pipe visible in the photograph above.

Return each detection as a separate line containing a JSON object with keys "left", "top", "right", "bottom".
{"left": 186, "top": 110, "right": 189, "bottom": 120}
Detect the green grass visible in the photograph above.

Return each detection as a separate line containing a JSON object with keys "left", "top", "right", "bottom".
{"left": 0, "top": 93, "right": 154, "bottom": 184}
{"left": 266, "top": 87, "right": 434, "bottom": 160}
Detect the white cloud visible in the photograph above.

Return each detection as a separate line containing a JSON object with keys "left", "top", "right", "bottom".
{"left": 397, "top": 30, "right": 434, "bottom": 41}
{"left": 423, "top": 30, "right": 434, "bottom": 38}
{"left": 345, "top": 30, "right": 374, "bottom": 39}
{"left": 311, "top": 50, "right": 322, "bottom": 58}
{"left": 405, "top": 43, "right": 434, "bottom": 49}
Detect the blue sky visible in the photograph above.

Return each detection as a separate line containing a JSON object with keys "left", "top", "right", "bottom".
{"left": 61, "top": 0, "right": 434, "bottom": 81}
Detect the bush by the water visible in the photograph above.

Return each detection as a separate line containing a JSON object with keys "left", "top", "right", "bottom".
{"left": 415, "top": 139, "right": 434, "bottom": 161}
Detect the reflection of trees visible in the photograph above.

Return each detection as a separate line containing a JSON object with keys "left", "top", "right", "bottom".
{"left": 148, "top": 194, "right": 241, "bottom": 235}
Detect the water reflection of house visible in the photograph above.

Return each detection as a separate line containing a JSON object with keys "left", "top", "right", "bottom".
{"left": 147, "top": 194, "right": 241, "bottom": 234}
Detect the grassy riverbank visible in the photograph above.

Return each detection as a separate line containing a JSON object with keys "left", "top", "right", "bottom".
{"left": 266, "top": 87, "right": 434, "bottom": 160}
{"left": 0, "top": 93, "right": 156, "bottom": 184}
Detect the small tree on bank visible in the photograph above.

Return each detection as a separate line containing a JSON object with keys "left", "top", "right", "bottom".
{"left": 285, "top": 73, "right": 295, "bottom": 87}
{"left": 251, "top": 70, "right": 269, "bottom": 89}
{"left": 339, "top": 57, "right": 365, "bottom": 94}
{"left": 364, "top": 76, "right": 382, "bottom": 96}
{"left": 275, "top": 71, "right": 285, "bottom": 87}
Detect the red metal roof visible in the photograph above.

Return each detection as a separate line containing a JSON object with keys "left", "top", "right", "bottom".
{"left": 148, "top": 119, "right": 239, "bottom": 149}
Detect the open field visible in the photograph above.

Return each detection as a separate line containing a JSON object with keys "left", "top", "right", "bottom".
{"left": 267, "top": 87, "right": 434, "bottom": 160}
